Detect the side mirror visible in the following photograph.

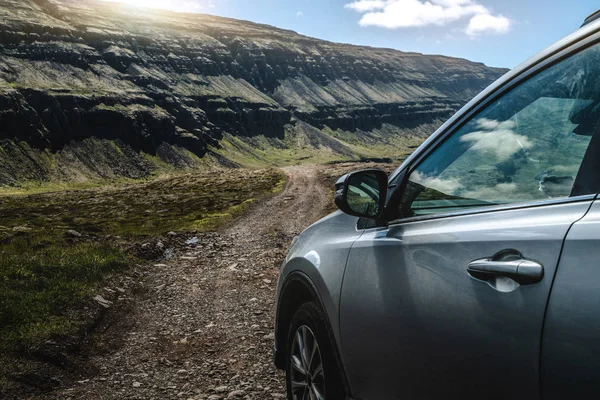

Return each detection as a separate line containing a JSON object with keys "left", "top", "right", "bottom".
{"left": 334, "top": 169, "right": 388, "bottom": 219}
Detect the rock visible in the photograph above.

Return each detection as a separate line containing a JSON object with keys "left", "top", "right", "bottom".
{"left": 168, "top": 231, "right": 178, "bottom": 236}
{"left": 228, "top": 263, "right": 238, "bottom": 272}
{"left": 186, "top": 237, "right": 200, "bottom": 245}
{"left": 262, "top": 333, "right": 275, "bottom": 341}
{"left": 12, "top": 226, "right": 32, "bottom": 232}
{"left": 66, "top": 229, "right": 82, "bottom": 238}
{"left": 133, "top": 382, "right": 142, "bottom": 388}
{"left": 164, "top": 248, "right": 175, "bottom": 260}
{"left": 227, "top": 390, "right": 245, "bottom": 398}
{"left": 93, "top": 295, "right": 113, "bottom": 308}
{"left": 214, "top": 386, "right": 228, "bottom": 393}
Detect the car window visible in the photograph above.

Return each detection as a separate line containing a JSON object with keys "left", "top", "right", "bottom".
{"left": 398, "top": 42, "right": 600, "bottom": 219}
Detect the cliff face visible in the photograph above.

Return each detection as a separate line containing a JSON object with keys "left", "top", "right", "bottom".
{"left": 0, "top": 0, "right": 508, "bottom": 184}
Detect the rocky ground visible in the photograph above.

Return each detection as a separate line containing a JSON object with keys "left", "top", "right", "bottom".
{"left": 37, "top": 164, "right": 335, "bottom": 400}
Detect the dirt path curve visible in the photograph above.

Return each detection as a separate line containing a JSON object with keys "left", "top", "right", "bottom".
{"left": 229, "top": 165, "right": 331, "bottom": 238}
{"left": 45, "top": 165, "right": 331, "bottom": 400}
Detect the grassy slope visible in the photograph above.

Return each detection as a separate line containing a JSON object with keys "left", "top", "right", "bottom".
{"left": 0, "top": 120, "right": 429, "bottom": 191}
{"left": 210, "top": 122, "right": 430, "bottom": 168}
{"left": 0, "top": 168, "right": 285, "bottom": 365}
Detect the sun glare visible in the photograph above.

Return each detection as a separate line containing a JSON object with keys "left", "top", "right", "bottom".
{"left": 102, "top": 0, "right": 204, "bottom": 13}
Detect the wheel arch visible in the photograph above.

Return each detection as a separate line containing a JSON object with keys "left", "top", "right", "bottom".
{"left": 274, "top": 270, "right": 353, "bottom": 398}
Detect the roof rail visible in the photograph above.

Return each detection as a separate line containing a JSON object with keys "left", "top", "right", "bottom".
{"left": 582, "top": 9, "right": 600, "bottom": 27}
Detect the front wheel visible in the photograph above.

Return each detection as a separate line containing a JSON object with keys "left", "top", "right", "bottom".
{"left": 285, "top": 302, "right": 346, "bottom": 400}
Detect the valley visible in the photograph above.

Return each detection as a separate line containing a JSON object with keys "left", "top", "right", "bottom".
{"left": 0, "top": 1, "right": 508, "bottom": 397}
{"left": 0, "top": 0, "right": 506, "bottom": 186}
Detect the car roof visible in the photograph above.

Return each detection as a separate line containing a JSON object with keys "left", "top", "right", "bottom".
{"left": 389, "top": 13, "right": 600, "bottom": 183}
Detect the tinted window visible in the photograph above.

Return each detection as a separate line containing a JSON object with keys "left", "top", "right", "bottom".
{"left": 399, "top": 42, "right": 600, "bottom": 218}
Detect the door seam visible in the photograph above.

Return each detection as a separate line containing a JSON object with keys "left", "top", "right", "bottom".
{"left": 335, "top": 227, "right": 369, "bottom": 399}
{"left": 538, "top": 199, "right": 596, "bottom": 400}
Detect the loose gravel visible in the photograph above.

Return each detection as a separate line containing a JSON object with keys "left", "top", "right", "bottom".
{"left": 42, "top": 165, "right": 332, "bottom": 400}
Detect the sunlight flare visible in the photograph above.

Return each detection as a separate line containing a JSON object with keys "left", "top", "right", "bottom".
{"left": 101, "top": 0, "right": 206, "bottom": 13}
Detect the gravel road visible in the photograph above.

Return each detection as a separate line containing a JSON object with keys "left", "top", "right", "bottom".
{"left": 43, "top": 165, "right": 332, "bottom": 400}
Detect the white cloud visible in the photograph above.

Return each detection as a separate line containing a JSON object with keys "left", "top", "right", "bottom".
{"left": 466, "top": 13, "right": 511, "bottom": 37}
{"left": 431, "top": 0, "right": 473, "bottom": 5}
{"left": 460, "top": 119, "right": 531, "bottom": 162}
{"left": 345, "top": 1, "right": 387, "bottom": 12}
{"left": 412, "top": 171, "right": 463, "bottom": 195}
{"left": 296, "top": 11, "right": 304, "bottom": 17}
{"left": 475, "top": 117, "right": 510, "bottom": 130}
{"left": 344, "top": 0, "right": 511, "bottom": 37}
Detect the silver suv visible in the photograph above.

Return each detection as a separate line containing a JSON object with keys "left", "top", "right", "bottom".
{"left": 274, "top": 10, "right": 600, "bottom": 400}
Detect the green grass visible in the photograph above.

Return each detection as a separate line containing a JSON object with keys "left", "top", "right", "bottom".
{"left": 208, "top": 122, "right": 428, "bottom": 169}
{"left": 321, "top": 126, "right": 426, "bottom": 160}
{"left": 213, "top": 135, "right": 349, "bottom": 168}
{"left": 0, "top": 168, "right": 285, "bottom": 360}
{"left": 0, "top": 236, "right": 131, "bottom": 354}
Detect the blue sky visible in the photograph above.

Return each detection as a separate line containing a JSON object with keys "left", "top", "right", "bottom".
{"left": 108, "top": 0, "right": 599, "bottom": 68}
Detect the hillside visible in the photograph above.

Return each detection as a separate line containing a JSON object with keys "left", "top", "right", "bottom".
{"left": 0, "top": 0, "right": 508, "bottom": 185}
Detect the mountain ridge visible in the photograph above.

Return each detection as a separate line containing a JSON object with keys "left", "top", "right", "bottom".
{"left": 0, "top": 0, "right": 509, "bottom": 186}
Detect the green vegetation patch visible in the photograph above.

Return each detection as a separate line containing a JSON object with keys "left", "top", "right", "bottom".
{"left": 0, "top": 168, "right": 285, "bottom": 359}
{"left": 0, "top": 236, "right": 130, "bottom": 354}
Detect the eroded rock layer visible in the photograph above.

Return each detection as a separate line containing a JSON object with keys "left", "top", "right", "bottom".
{"left": 0, "top": 0, "right": 507, "bottom": 184}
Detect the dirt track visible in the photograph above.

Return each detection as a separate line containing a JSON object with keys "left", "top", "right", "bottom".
{"left": 43, "top": 165, "right": 333, "bottom": 400}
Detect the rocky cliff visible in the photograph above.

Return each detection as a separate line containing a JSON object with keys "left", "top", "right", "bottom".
{"left": 0, "top": 0, "right": 508, "bottom": 185}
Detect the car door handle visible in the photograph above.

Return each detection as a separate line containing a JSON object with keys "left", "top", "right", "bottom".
{"left": 467, "top": 258, "right": 544, "bottom": 285}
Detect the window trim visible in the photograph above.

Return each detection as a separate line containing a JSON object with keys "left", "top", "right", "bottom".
{"left": 389, "top": 194, "right": 597, "bottom": 226}
{"left": 388, "top": 31, "right": 600, "bottom": 225}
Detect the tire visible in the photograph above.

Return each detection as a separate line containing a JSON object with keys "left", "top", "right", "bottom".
{"left": 285, "top": 302, "right": 346, "bottom": 400}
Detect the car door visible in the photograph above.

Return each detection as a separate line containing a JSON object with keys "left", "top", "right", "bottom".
{"left": 541, "top": 196, "right": 600, "bottom": 398}
{"left": 339, "top": 38, "right": 600, "bottom": 400}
